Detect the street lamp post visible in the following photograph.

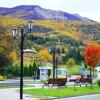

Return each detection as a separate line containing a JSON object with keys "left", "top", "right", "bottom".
{"left": 20, "top": 28, "right": 24, "bottom": 100}
{"left": 12, "top": 21, "right": 33, "bottom": 100}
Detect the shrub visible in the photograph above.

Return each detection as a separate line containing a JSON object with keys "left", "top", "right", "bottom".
{"left": 48, "top": 69, "right": 51, "bottom": 77}
{"left": 6, "top": 74, "right": 13, "bottom": 79}
{"left": 96, "top": 79, "right": 100, "bottom": 87}
{"left": 0, "top": 75, "right": 5, "bottom": 81}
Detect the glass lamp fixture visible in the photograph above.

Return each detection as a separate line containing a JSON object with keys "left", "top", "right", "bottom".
{"left": 27, "top": 20, "right": 33, "bottom": 31}
{"left": 12, "top": 28, "right": 17, "bottom": 38}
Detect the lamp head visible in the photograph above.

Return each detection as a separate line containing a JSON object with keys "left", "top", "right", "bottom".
{"left": 27, "top": 20, "right": 33, "bottom": 31}
{"left": 12, "top": 28, "right": 17, "bottom": 38}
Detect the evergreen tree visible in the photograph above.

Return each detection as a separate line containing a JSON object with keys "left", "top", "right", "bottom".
{"left": 23, "top": 66, "right": 29, "bottom": 77}
{"left": 64, "top": 47, "right": 82, "bottom": 65}
{"left": 33, "top": 61, "right": 37, "bottom": 76}
{"left": 28, "top": 65, "right": 33, "bottom": 76}
{"left": 76, "top": 49, "right": 82, "bottom": 64}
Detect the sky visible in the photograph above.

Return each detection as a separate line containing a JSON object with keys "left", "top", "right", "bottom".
{"left": 0, "top": 0, "right": 100, "bottom": 22}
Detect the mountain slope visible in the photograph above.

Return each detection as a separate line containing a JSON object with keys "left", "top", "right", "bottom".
{"left": 0, "top": 16, "right": 100, "bottom": 53}
{"left": 0, "top": 5, "right": 93, "bottom": 22}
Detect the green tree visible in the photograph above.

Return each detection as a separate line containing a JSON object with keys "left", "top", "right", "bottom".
{"left": 23, "top": 66, "right": 29, "bottom": 77}
{"left": 33, "top": 61, "right": 37, "bottom": 75}
{"left": 64, "top": 47, "right": 82, "bottom": 65}
{"left": 28, "top": 65, "right": 33, "bottom": 77}
{"left": 66, "top": 58, "right": 76, "bottom": 69}
{"left": 0, "top": 54, "right": 11, "bottom": 68}
{"left": 76, "top": 49, "right": 82, "bottom": 65}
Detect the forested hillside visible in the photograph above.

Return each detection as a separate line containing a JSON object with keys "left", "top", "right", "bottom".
{"left": 0, "top": 16, "right": 100, "bottom": 67}
{"left": 0, "top": 16, "right": 100, "bottom": 51}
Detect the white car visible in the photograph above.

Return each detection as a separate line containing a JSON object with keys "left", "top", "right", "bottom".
{"left": 68, "top": 75, "right": 81, "bottom": 82}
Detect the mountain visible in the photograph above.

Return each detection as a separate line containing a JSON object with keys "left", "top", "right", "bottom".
{"left": 0, "top": 5, "right": 93, "bottom": 22}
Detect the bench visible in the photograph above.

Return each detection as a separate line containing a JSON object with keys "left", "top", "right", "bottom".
{"left": 74, "top": 78, "right": 92, "bottom": 87}
{"left": 42, "top": 78, "right": 67, "bottom": 89}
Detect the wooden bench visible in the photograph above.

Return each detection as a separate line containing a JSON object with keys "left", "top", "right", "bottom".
{"left": 42, "top": 78, "right": 67, "bottom": 89}
{"left": 74, "top": 78, "right": 92, "bottom": 87}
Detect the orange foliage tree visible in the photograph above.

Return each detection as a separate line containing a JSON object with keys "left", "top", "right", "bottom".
{"left": 84, "top": 46, "right": 100, "bottom": 88}
{"left": 84, "top": 46, "right": 100, "bottom": 68}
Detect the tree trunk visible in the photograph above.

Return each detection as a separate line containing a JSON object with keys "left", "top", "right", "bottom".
{"left": 90, "top": 67, "right": 92, "bottom": 89}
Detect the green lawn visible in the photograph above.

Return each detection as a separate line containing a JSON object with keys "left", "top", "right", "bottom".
{"left": 0, "top": 85, "right": 32, "bottom": 89}
{"left": 24, "top": 86, "right": 100, "bottom": 98}
{"left": 0, "top": 85, "right": 19, "bottom": 89}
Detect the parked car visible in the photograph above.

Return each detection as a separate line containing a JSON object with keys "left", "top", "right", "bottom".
{"left": 68, "top": 75, "right": 81, "bottom": 82}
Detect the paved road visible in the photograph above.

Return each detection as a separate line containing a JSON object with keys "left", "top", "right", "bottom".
{"left": 55, "top": 94, "right": 100, "bottom": 100}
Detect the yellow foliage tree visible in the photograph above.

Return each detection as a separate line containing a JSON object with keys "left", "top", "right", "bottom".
{"left": 31, "top": 47, "right": 35, "bottom": 51}
{"left": 38, "top": 49, "right": 52, "bottom": 66}
{"left": 8, "top": 51, "right": 18, "bottom": 64}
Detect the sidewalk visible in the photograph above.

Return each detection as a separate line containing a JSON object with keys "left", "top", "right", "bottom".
{"left": 0, "top": 79, "right": 43, "bottom": 100}
{"left": 0, "top": 88, "right": 38, "bottom": 100}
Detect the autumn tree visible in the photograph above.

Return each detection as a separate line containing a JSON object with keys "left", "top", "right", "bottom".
{"left": 84, "top": 46, "right": 100, "bottom": 68}
{"left": 84, "top": 46, "right": 100, "bottom": 88}
{"left": 38, "top": 49, "right": 52, "bottom": 66}
{"left": 8, "top": 51, "right": 18, "bottom": 64}
{"left": 0, "top": 25, "right": 12, "bottom": 68}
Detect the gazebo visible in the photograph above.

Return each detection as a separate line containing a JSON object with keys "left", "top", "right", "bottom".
{"left": 23, "top": 49, "right": 37, "bottom": 63}
{"left": 23, "top": 49, "right": 37, "bottom": 54}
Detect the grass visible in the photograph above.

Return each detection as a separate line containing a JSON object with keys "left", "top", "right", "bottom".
{"left": 24, "top": 86, "right": 100, "bottom": 98}
{"left": 0, "top": 85, "right": 31, "bottom": 89}
{"left": 0, "top": 85, "right": 19, "bottom": 89}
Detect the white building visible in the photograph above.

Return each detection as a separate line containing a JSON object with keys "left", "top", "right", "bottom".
{"left": 39, "top": 67, "right": 52, "bottom": 80}
{"left": 39, "top": 67, "right": 67, "bottom": 80}
{"left": 95, "top": 67, "right": 100, "bottom": 79}
{"left": 55, "top": 68, "right": 67, "bottom": 78}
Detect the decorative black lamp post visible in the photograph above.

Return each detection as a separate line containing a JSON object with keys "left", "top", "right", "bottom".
{"left": 12, "top": 21, "right": 33, "bottom": 100}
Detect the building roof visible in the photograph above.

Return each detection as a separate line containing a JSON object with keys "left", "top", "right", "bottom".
{"left": 23, "top": 49, "right": 37, "bottom": 54}
{"left": 39, "top": 67, "right": 52, "bottom": 69}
